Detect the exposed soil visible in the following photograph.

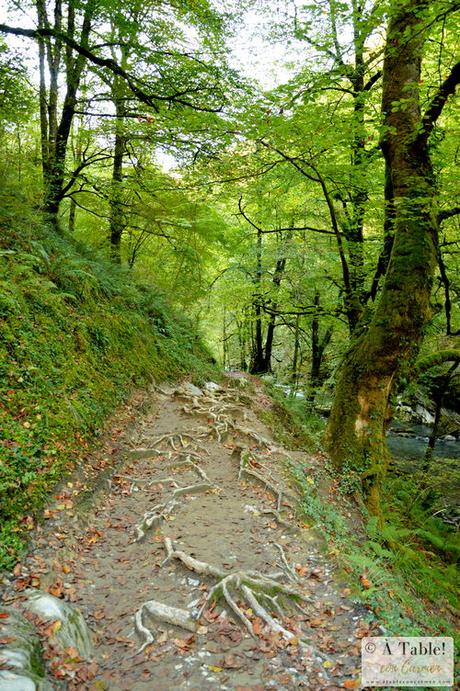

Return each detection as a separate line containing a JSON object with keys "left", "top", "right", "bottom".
{"left": 1, "top": 376, "right": 379, "bottom": 689}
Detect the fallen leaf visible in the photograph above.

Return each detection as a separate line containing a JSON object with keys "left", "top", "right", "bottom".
{"left": 47, "top": 579, "right": 64, "bottom": 598}
{"left": 173, "top": 636, "right": 195, "bottom": 651}
{"left": 295, "top": 564, "right": 310, "bottom": 577}
{"left": 287, "top": 637, "right": 300, "bottom": 646}
{"left": 14, "top": 577, "right": 30, "bottom": 591}
{"left": 44, "top": 620, "right": 62, "bottom": 637}
{"left": 0, "top": 636, "right": 15, "bottom": 645}
{"left": 343, "top": 681, "right": 359, "bottom": 689}
{"left": 64, "top": 646, "right": 81, "bottom": 660}
{"left": 221, "top": 653, "right": 245, "bottom": 669}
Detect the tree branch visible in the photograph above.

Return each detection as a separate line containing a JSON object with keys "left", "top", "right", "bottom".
{"left": 0, "top": 23, "right": 224, "bottom": 113}
{"left": 419, "top": 61, "right": 460, "bottom": 142}
{"left": 438, "top": 206, "right": 460, "bottom": 224}
{"left": 363, "top": 70, "right": 382, "bottom": 91}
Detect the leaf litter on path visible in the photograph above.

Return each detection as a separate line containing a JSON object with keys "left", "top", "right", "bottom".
{"left": 1, "top": 379, "right": 377, "bottom": 689}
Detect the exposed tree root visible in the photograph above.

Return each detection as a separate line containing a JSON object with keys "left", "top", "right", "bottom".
{"left": 238, "top": 450, "right": 297, "bottom": 509}
{"left": 160, "top": 539, "right": 311, "bottom": 645}
{"left": 163, "top": 537, "right": 224, "bottom": 577}
{"left": 150, "top": 431, "right": 209, "bottom": 452}
{"left": 134, "top": 600, "right": 202, "bottom": 653}
{"left": 274, "top": 543, "right": 299, "bottom": 582}
{"left": 134, "top": 481, "right": 214, "bottom": 542}
{"left": 260, "top": 508, "right": 293, "bottom": 529}
{"left": 241, "top": 585, "right": 299, "bottom": 643}
{"left": 162, "top": 456, "right": 210, "bottom": 483}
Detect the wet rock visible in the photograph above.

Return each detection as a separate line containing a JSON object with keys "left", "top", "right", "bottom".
{"left": 0, "top": 608, "right": 51, "bottom": 691}
{"left": 24, "top": 589, "right": 92, "bottom": 659}
{"left": 415, "top": 405, "right": 435, "bottom": 425}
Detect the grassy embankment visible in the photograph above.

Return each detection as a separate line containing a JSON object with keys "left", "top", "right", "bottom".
{"left": 0, "top": 204, "right": 216, "bottom": 570}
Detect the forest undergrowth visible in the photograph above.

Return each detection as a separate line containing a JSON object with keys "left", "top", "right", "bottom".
{"left": 261, "top": 387, "right": 459, "bottom": 648}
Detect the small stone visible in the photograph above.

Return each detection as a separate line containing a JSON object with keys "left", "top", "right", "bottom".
{"left": 182, "top": 383, "right": 204, "bottom": 397}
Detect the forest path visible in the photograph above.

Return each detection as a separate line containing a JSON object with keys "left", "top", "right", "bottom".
{"left": 3, "top": 376, "right": 377, "bottom": 690}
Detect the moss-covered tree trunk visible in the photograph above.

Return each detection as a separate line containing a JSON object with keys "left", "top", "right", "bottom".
{"left": 325, "top": 0, "right": 459, "bottom": 515}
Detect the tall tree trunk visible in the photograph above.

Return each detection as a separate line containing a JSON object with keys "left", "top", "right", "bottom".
{"left": 325, "top": 0, "right": 458, "bottom": 516}
{"left": 236, "top": 318, "right": 248, "bottom": 371}
{"left": 109, "top": 102, "right": 126, "bottom": 262}
{"left": 345, "top": 0, "right": 367, "bottom": 310}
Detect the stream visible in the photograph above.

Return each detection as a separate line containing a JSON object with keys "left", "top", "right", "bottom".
{"left": 388, "top": 422, "right": 460, "bottom": 462}
{"left": 273, "top": 383, "right": 460, "bottom": 509}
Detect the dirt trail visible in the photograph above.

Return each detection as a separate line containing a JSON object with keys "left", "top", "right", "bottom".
{"left": 2, "top": 376, "right": 378, "bottom": 689}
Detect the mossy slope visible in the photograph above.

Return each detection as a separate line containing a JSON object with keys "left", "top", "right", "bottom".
{"left": 0, "top": 215, "right": 216, "bottom": 569}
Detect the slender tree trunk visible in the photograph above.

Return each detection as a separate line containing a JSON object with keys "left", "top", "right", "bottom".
{"left": 109, "top": 41, "right": 129, "bottom": 262}
{"left": 35, "top": 0, "right": 94, "bottom": 231}
{"left": 424, "top": 363, "right": 458, "bottom": 470}
{"left": 68, "top": 197, "right": 77, "bottom": 232}
{"left": 222, "top": 308, "right": 228, "bottom": 369}
{"left": 291, "top": 314, "right": 301, "bottom": 390}
{"left": 325, "top": 0, "right": 451, "bottom": 516}
{"left": 109, "top": 106, "right": 126, "bottom": 261}
{"left": 250, "top": 227, "right": 266, "bottom": 374}
{"left": 307, "top": 291, "right": 333, "bottom": 404}
{"left": 261, "top": 257, "right": 286, "bottom": 373}
{"left": 236, "top": 319, "right": 248, "bottom": 371}
{"left": 346, "top": 0, "right": 367, "bottom": 310}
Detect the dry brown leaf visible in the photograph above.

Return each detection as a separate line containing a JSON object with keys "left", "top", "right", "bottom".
{"left": 47, "top": 579, "right": 64, "bottom": 598}
{"left": 0, "top": 636, "right": 15, "bottom": 645}
{"left": 44, "top": 620, "right": 62, "bottom": 637}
